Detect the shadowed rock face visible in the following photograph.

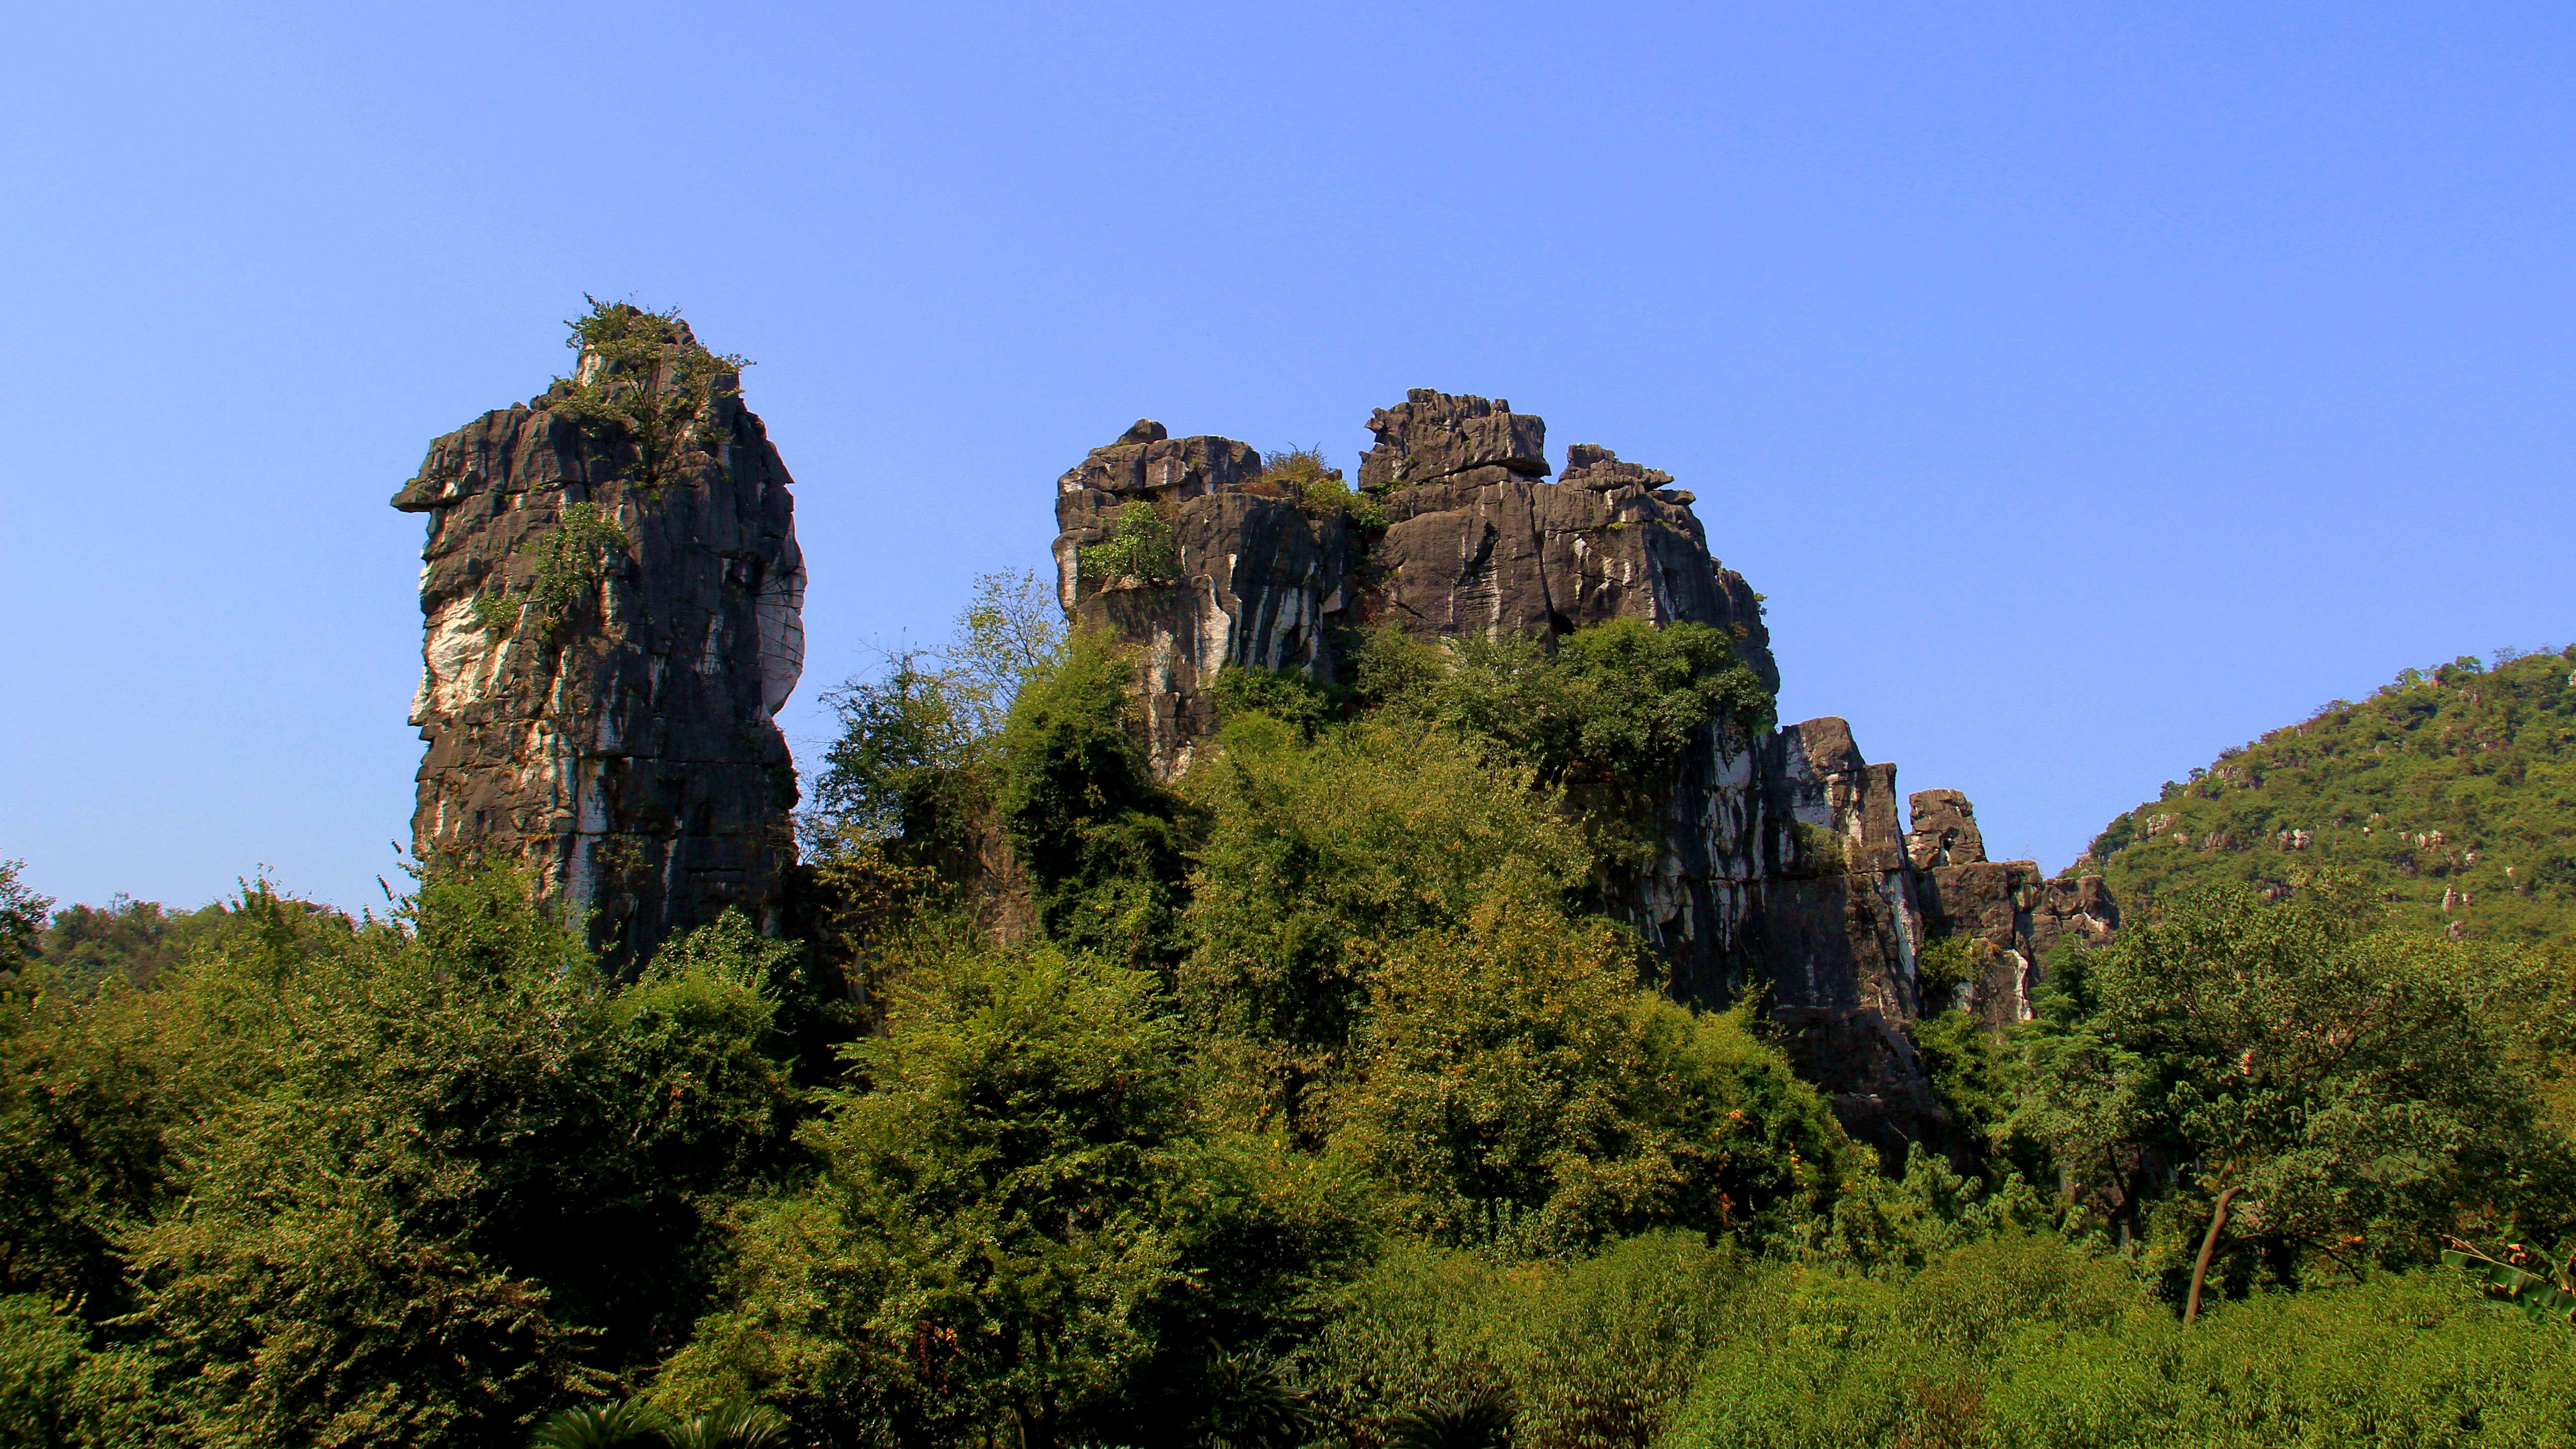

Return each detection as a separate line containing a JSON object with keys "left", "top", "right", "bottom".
{"left": 1053, "top": 422, "right": 1359, "bottom": 779}
{"left": 1048, "top": 390, "right": 2112, "bottom": 1160}
{"left": 395, "top": 343, "right": 802, "bottom": 966}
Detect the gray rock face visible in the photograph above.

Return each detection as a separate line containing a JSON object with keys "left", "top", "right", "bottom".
{"left": 1906, "top": 789, "right": 1987, "bottom": 869}
{"left": 1046, "top": 389, "right": 2110, "bottom": 1158}
{"left": 1916, "top": 861, "right": 2120, "bottom": 1031}
{"left": 1357, "top": 389, "right": 1548, "bottom": 491}
{"left": 1052, "top": 429, "right": 1358, "bottom": 776}
{"left": 395, "top": 343, "right": 803, "bottom": 965}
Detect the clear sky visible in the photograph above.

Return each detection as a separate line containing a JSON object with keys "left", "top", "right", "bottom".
{"left": 4, "top": 2, "right": 2571, "bottom": 913}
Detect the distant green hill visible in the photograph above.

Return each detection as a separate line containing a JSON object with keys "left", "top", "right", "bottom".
{"left": 2082, "top": 646, "right": 2576, "bottom": 951}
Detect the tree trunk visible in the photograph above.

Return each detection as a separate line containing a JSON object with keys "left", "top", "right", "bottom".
{"left": 2184, "top": 1184, "right": 2242, "bottom": 1324}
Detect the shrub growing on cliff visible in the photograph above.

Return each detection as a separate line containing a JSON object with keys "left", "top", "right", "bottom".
{"left": 1371, "top": 617, "right": 1776, "bottom": 875}
{"left": 1079, "top": 500, "right": 1180, "bottom": 586}
{"left": 549, "top": 298, "right": 751, "bottom": 492}
{"left": 1262, "top": 446, "right": 1387, "bottom": 532}
{"left": 1433, "top": 619, "right": 1772, "bottom": 798}
{"left": 472, "top": 501, "right": 632, "bottom": 641}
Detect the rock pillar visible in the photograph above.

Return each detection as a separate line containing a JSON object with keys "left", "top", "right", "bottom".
{"left": 394, "top": 323, "right": 804, "bottom": 964}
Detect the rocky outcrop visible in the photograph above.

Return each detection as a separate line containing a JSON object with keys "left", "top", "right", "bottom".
{"left": 395, "top": 326, "right": 803, "bottom": 965}
{"left": 1046, "top": 388, "right": 2112, "bottom": 1159}
{"left": 1905, "top": 789, "right": 1987, "bottom": 868}
{"left": 1365, "top": 395, "right": 1776, "bottom": 681}
{"left": 1053, "top": 421, "right": 1358, "bottom": 776}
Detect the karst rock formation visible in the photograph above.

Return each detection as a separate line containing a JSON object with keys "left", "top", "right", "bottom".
{"left": 394, "top": 320, "right": 804, "bottom": 965}
{"left": 1054, "top": 389, "right": 2115, "bottom": 1155}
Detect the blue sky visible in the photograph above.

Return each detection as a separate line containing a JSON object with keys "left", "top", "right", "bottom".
{"left": 3, "top": 2, "right": 2571, "bottom": 912}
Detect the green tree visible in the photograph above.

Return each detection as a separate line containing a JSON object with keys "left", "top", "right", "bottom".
{"left": 32, "top": 895, "right": 228, "bottom": 996}
{"left": 810, "top": 653, "right": 985, "bottom": 849}
{"left": 1179, "top": 715, "right": 1589, "bottom": 1137}
{"left": 995, "top": 632, "right": 1188, "bottom": 966}
{"left": 657, "top": 947, "right": 1356, "bottom": 1449}
{"left": 1432, "top": 619, "right": 1771, "bottom": 846}
{"left": 2018, "top": 883, "right": 2567, "bottom": 1312}
{"left": 1328, "top": 890, "right": 1849, "bottom": 1251}
{"left": 0, "top": 862, "right": 50, "bottom": 981}
{"left": 0, "top": 867, "right": 801, "bottom": 1447}
{"left": 802, "top": 569, "right": 1069, "bottom": 997}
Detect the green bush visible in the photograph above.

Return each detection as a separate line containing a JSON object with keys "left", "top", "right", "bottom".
{"left": 653, "top": 946, "right": 1362, "bottom": 1449}
{"left": 1211, "top": 663, "right": 1345, "bottom": 739}
{"left": 1079, "top": 499, "right": 1180, "bottom": 586}
{"left": 1660, "top": 1234, "right": 2153, "bottom": 1449}
{"left": 1311, "top": 1232, "right": 1749, "bottom": 1449}
{"left": 1668, "top": 1247, "right": 2576, "bottom": 1449}
{"left": 1262, "top": 447, "right": 1388, "bottom": 533}
{"left": 548, "top": 299, "right": 751, "bottom": 492}
{"left": 1328, "top": 898, "right": 1849, "bottom": 1251}
{"left": 995, "top": 631, "right": 1189, "bottom": 967}
{"left": 0, "top": 868, "right": 801, "bottom": 1448}
{"left": 1179, "top": 716, "right": 1589, "bottom": 1137}
{"left": 0, "top": 1295, "right": 153, "bottom": 1448}
{"left": 1403, "top": 619, "right": 1774, "bottom": 871}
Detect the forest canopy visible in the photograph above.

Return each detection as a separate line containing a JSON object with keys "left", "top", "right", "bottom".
{"left": 6, "top": 611, "right": 2574, "bottom": 1448}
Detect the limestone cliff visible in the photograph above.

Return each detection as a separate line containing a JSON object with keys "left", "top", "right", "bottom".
{"left": 1053, "top": 419, "right": 1358, "bottom": 778}
{"left": 1048, "top": 389, "right": 2113, "bottom": 1157}
{"left": 394, "top": 318, "right": 804, "bottom": 964}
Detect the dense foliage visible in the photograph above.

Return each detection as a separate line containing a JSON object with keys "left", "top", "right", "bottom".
{"left": 8, "top": 611, "right": 2573, "bottom": 1446}
{"left": 1660, "top": 1233, "right": 2576, "bottom": 1449}
{"left": 0, "top": 871, "right": 803, "bottom": 1446}
{"left": 2084, "top": 645, "right": 2576, "bottom": 949}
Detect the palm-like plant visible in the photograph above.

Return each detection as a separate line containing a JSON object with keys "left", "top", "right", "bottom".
{"left": 1382, "top": 1387, "right": 1514, "bottom": 1449}
{"left": 2444, "top": 1236, "right": 2576, "bottom": 1328}
{"left": 530, "top": 1399, "right": 676, "bottom": 1449}
{"left": 663, "top": 1403, "right": 789, "bottom": 1449}
{"left": 1200, "top": 1343, "right": 1316, "bottom": 1448}
{"left": 529, "top": 1398, "right": 788, "bottom": 1449}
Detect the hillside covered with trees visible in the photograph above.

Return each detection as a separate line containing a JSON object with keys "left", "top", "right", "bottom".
{"left": 4, "top": 594, "right": 2575, "bottom": 1447}
{"left": 2083, "top": 646, "right": 2576, "bottom": 949}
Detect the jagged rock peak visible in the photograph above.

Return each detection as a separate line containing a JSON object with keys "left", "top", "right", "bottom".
{"left": 1056, "top": 423, "right": 1261, "bottom": 500}
{"left": 1357, "top": 389, "right": 1549, "bottom": 492}
{"left": 1905, "top": 789, "right": 1988, "bottom": 869}
{"left": 1561, "top": 443, "right": 1679, "bottom": 494}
